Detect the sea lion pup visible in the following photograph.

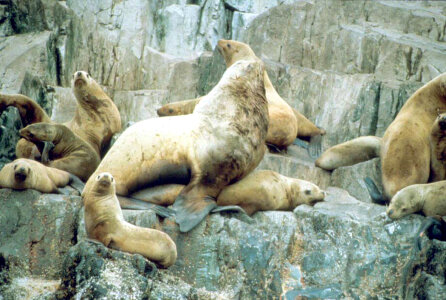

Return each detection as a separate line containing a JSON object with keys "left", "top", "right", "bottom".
{"left": 386, "top": 181, "right": 446, "bottom": 220}
{"left": 128, "top": 170, "right": 325, "bottom": 216}
{"left": 429, "top": 112, "right": 446, "bottom": 182}
{"left": 0, "top": 158, "right": 84, "bottom": 193}
{"left": 362, "top": 73, "right": 446, "bottom": 204}
{"left": 0, "top": 71, "right": 121, "bottom": 159}
{"left": 83, "top": 172, "right": 177, "bottom": 268}
{"left": 85, "top": 59, "right": 269, "bottom": 233}
{"left": 315, "top": 136, "right": 381, "bottom": 171}
{"left": 19, "top": 123, "right": 100, "bottom": 181}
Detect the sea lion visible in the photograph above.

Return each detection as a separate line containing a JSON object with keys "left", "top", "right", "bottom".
{"left": 156, "top": 97, "right": 203, "bottom": 117}
{"left": 128, "top": 170, "right": 325, "bottom": 216}
{"left": 83, "top": 172, "right": 177, "bottom": 268}
{"left": 315, "top": 136, "right": 381, "bottom": 171}
{"left": 386, "top": 181, "right": 446, "bottom": 220}
{"left": 378, "top": 73, "right": 446, "bottom": 201}
{"left": 0, "top": 158, "right": 84, "bottom": 193}
{"left": 0, "top": 71, "right": 121, "bottom": 159}
{"left": 429, "top": 112, "right": 446, "bottom": 182}
{"left": 85, "top": 59, "right": 269, "bottom": 232}
{"left": 156, "top": 40, "right": 324, "bottom": 150}
{"left": 19, "top": 123, "right": 100, "bottom": 181}
{"left": 415, "top": 215, "right": 446, "bottom": 250}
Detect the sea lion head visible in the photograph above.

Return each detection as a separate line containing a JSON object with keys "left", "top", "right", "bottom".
{"left": 292, "top": 179, "right": 325, "bottom": 207}
{"left": 72, "top": 71, "right": 105, "bottom": 102}
{"left": 92, "top": 172, "right": 115, "bottom": 195}
{"left": 13, "top": 159, "right": 31, "bottom": 183}
{"left": 387, "top": 185, "right": 422, "bottom": 219}
{"left": 157, "top": 104, "right": 179, "bottom": 117}
{"left": 19, "top": 123, "right": 52, "bottom": 142}
{"left": 217, "top": 39, "right": 257, "bottom": 67}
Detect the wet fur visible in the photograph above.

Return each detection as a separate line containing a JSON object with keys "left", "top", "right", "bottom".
{"left": 20, "top": 123, "right": 100, "bottom": 181}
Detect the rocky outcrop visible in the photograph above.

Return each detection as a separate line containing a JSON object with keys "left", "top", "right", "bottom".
{"left": 1, "top": 0, "right": 446, "bottom": 299}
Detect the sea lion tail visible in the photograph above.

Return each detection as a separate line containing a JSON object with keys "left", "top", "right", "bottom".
{"left": 117, "top": 196, "right": 175, "bottom": 218}
{"left": 68, "top": 174, "right": 85, "bottom": 194}
{"left": 173, "top": 194, "right": 217, "bottom": 233}
{"left": 308, "top": 135, "right": 323, "bottom": 159}
{"left": 363, "top": 177, "right": 387, "bottom": 205}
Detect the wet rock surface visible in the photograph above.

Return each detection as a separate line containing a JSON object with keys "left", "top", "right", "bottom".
{"left": 1, "top": 0, "right": 446, "bottom": 299}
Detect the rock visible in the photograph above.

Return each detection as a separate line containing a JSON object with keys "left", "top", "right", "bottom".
{"left": 0, "top": 107, "right": 22, "bottom": 168}
{"left": 0, "top": 189, "right": 82, "bottom": 279}
{"left": 54, "top": 240, "right": 157, "bottom": 300}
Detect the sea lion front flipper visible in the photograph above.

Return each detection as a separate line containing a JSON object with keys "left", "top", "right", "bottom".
{"left": 308, "top": 135, "right": 322, "bottom": 159}
{"left": 363, "top": 177, "right": 387, "bottom": 205}
{"left": 41, "top": 141, "right": 55, "bottom": 164}
{"left": 117, "top": 196, "right": 175, "bottom": 218}
{"left": 68, "top": 174, "right": 85, "bottom": 194}
{"left": 173, "top": 194, "right": 217, "bottom": 233}
{"left": 292, "top": 138, "right": 309, "bottom": 149}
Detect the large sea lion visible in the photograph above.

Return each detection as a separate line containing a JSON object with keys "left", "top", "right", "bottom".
{"left": 128, "top": 170, "right": 325, "bottom": 216}
{"left": 0, "top": 158, "right": 84, "bottom": 193}
{"left": 85, "top": 59, "right": 269, "bottom": 232}
{"left": 83, "top": 172, "right": 177, "bottom": 268}
{"left": 156, "top": 40, "right": 325, "bottom": 151}
{"left": 429, "top": 112, "right": 446, "bottom": 182}
{"left": 378, "top": 73, "right": 446, "bottom": 202}
{"left": 19, "top": 123, "right": 100, "bottom": 181}
{"left": 0, "top": 71, "right": 121, "bottom": 159}
{"left": 386, "top": 181, "right": 446, "bottom": 219}
{"left": 315, "top": 136, "right": 381, "bottom": 171}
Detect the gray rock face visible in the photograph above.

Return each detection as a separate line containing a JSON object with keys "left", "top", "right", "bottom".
{"left": 1, "top": 0, "right": 446, "bottom": 299}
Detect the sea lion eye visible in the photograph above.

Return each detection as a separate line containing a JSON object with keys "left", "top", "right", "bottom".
{"left": 86, "top": 73, "right": 90, "bottom": 78}
{"left": 227, "top": 43, "right": 231, "bottom": 48}
{"left": 304, "top": 190, "right": 311, "bottom": 195}
{"left": 96, "top": 175, "right": 101, "bottom": 180}
{"left": 111, "top": 177, "right": 114, "bottom": 182}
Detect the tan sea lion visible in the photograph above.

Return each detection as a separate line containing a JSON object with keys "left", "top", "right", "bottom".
{"left": 156, "top": 40, "right": 324, "bottom": 150}
{"left": 378, "top": 73, "right": 446, "bottom": 202}
{"left": 128, "top": 170, "right": 325, "bottom": 216}
{"left": 83, "top": 172, "right": 177, "bottom": 268}
{"left": 0, "top": 158, "right": 84, "bottom": 193}
{"left": 85, "top": 59, "right": 269, "bottom": 232}
{"left": 386, "top": 181, "right": 446, "bottom": 219}
{"left": 0, "top": 71, "right": 121, "bottom": 159}
{"left": 429, "top": 112, "right": 446, "bottom": 182}
{"left": 19, "top": 123, "right": 100, "bottom": 181}
{"left": 315, "top": 136, "right": 381, "bottom": 171}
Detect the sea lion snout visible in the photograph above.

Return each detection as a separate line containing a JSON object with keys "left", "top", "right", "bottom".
{"left": 73, "top": 71, "right": 90, "bottom": 87}
{"left": 95, "top": 172, "right": 114, "bottom": 186}
{"left": 14, "top": 167, "right": 28, "bottom": 182}
{"left": 439, "top": 119, "right": 446, "bottom": 130}
{"left": 387, "top": 208, "right": 394, "bottom": 218}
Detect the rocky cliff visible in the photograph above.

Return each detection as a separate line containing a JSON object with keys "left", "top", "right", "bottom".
{"left": 1, "top": 0, "right": 446, "bottom": 299}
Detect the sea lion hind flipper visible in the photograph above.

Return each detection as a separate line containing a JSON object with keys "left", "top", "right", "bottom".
{"left": 68, "top": 174, "right": 85, "bottom": 194}
{"left": 41, "top": 141, "right": 55, "bottom": 164}
{"left": 308, "top": 135, "right": 322, "bottom": 159}
{"left": 414, "top": 216, "right": 446, "bottom": 250}
{"left": 292, "top": 138, "right": 309, "bottom": 149}
{"left": 211, "top": 205, "right": 248, "bottom": 214}
{"left": 173, "top": 194, "right": 217, "bottom": 233}
{"left": 363, "top": 177, "right": 387, "bottom": 205}
{"left": 117, "top": 196, "right": 175, "bottom": 218}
